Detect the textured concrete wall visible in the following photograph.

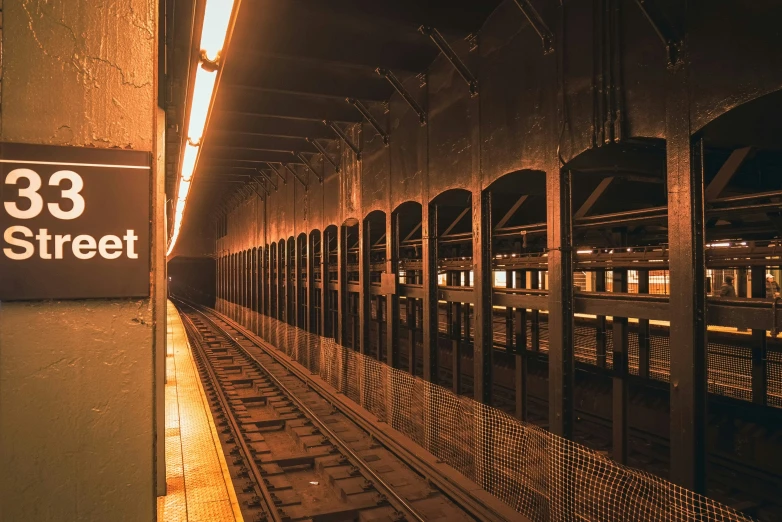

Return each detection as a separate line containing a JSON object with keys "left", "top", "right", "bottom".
{"left": 0, "top": 1, "right": 159, "bottom": 521}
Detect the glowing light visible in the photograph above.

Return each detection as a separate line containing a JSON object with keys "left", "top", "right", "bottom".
{"left": 576, "top": 249, "right": 593, "bottom": 254}
{"left": 177, "top": 179, "right": 191, "bottom": 203}
{"left": 187, "top": 67, "right": 217, "bottom": 143}
{"left": 708, "top": 242, "right": 731, "bottom": 248}
{"left": 168, "top": 0, "right": 237, "bottom": 257}
{"left": 181, "top": 142, "right": 199, "bottom": 182}
{"left": 200, "top": 0, "right": 236, "bottom": 62}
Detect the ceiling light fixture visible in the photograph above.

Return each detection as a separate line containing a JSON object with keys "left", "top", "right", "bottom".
{"left": 167, "top": 0, "right": 239, "bottom": 257}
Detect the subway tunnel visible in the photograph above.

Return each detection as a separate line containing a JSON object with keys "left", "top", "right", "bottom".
{"left": 2, "top": 0, "right": 782, "bottom": 521}
{"left": 163, "top": 1, "right": 782, "bottom": 520}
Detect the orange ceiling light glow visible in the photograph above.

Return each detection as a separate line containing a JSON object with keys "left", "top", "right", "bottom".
{"left": 167, "top": 0, "right": 238, "bottom": 257}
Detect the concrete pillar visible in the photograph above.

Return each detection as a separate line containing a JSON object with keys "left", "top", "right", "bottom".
{"left": 0, "top": 1, "right": 162, "bottom": 521}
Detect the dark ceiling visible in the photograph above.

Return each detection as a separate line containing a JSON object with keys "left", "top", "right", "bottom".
{"left": 165, "top": 0, "right": 504, "bottom": 255}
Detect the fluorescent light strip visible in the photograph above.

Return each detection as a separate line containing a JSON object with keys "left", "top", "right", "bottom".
{"left": 167, "top": 0, "right": 237, "bottom": 257}
{"left": 201, "top": 0, "right": 236, "bottom": 62}
{"left": 187, "top": 67, "right": 217, "bottom": 144}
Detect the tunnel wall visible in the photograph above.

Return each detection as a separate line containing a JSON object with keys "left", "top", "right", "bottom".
{"left": 0, "top": 1, "right": 163, "bottom": 521}
{"left": 214, "top": 0, "right": 782, "bottom": 253}
{"left": 207, "top": 0, "right": 782, "bottom": 497}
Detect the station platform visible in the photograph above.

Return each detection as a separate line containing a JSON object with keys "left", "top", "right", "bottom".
{"left": 156, "top": 301, "right": 244, "bottom": 522}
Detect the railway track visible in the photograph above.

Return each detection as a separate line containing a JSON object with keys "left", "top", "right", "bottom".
{"left": 176, "top": 299, "right": 516, "bottom": 522}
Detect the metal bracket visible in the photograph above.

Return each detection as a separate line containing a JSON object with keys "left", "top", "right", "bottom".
{"left": 297, "top": 153, "right": 323, "bottom": 184}
{"left": 466, "top": 33, "right": 479, "bottom": 53}
{"left": 324, "top": 121, "right": 361, "bottom": 160}
{"left": 241, "top": 183, "right": 255, "bottom": 200}
{"left": 266, "top": 162, "right": 287, "bottom": 185}
{"left": 284, "top": 163, "right": 307, "bottom": 188}
{"left": 418, "top": 26, "right": 478, "bottom": 96}
{"left": 198, "top": 50, "right": 221, "bottom": 72}
{"left": 633, "top": 0, "right": 683, "bottom": 66}
{"left": 256, "top": 168, "right": 277, "bottom": 191}
{"left": 307, "top": 138, "right": 341, "bottom": 173}
{"left": 347, "top": 98, "right": 389, "bottom": 146}
{"left": 512, "top": 0, "right": 554, "bottom": 54}
{"left": 249, "top": 181, "right": 268, "bottom": 200}
{"left": 375, "top": 68, "right": 427, "bottom": 125}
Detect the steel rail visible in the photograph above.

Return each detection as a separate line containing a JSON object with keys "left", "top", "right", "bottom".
{"left": 180, "top": 299, "right": 517, "bottom": 522}
{"left": 178, "top": 312, "right": 280, "bottom": 522}
{"left": 177, "top": 301, "right": 429, "bottom": 522}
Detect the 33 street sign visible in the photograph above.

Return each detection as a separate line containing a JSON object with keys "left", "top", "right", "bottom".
{"left": 1, "top": 143, "right": 151, "bottom": 300}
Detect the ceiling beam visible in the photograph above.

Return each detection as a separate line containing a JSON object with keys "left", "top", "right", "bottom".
{"left": 441, "top": 207, "right": 470, "bottom": 237}
{"left": 221, "top": 64, "right": 392, "bottom": 102}
{"left": 575, "top": 177, "right": 614, "bottom": 219}
{"left": 213, "top": 90, "right": 364, "bottom": 123}
{"left": 495, "top": 194, "right": 529, "bottom": 229}
{"left": 207, "top": 114, "right": 338, "bottom": 138}
{"left": 704, "top": 146, "right": 754, "bottom": 201}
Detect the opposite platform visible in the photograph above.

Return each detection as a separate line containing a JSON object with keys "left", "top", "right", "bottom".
{"left": 156, "top": 301, "right": 243, "bottom": 522}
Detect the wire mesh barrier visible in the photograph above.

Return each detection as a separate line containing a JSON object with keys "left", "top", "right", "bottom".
{"left": 707, "top": 343, "right": 753, "bottom": 401}
{"left": 219, "top": 307, "right": 756, "bottom": 522}
{"left": 768, "top": 350, "right": 782, "bottom": 408}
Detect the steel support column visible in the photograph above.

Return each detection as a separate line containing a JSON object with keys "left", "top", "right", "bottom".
{"left": 237, "top": 253, "right": 242, "bottom": 319}
{"left": 264, "top": 247, "right": 270, "bottom": 330}
{"left": 595, "top": 268, "right": 607, "bottom": 368}
{"left": 547, "top": 168, "right": 575, "bottom": 438}
{"left": 612, "top": 268, "right": 629, "bottom": 464}
{"left": 666, "top": 50, "right": 707, "bottom": 491}
{"left": 271, "top": 247, "right": 277, "bottom": 321}
{"left": 375, "top": 296, "right": 384, "bottom": 360}
{"left": 359, "top": 220, "right": 370, "bottom": 355}
{"left": 217, "top": 255, "right": 221, "bottom": 308}
{"left": 250, "top": 247, "right": 258, "bottom": 333}
{"left": 449, "top": 271, "right": 462, "bottom": 395}
{"left": 386, "top": 213, "right": 400, "bottom": 368}
{"left": 245, "top": 250, "right": 250, "bottom": 325}
{"left": 530, "top": 272, "right": 540, "bottom": 351}
{"left": 473, "top": 190, "right": 493, "bottom": 405}
{"left": 249, "top": 250, "right": 254, "bottom": 327}
{"left": 337, "top": 226, "right": 347, "bottom": 346}
{"left": 240, "top": 251, "right": 245, "bottom": 323}
{"left": 514, "top": 269, "right": 528, "bottom": 420}
{"left": 321, "top": 229, "right": 330, "bottom": 339}
{"left": 289, "top": 242, "right": 296, "bottom": 327}
{"left": 278, "top": 244, "right": 285, "bottom": 323}
{"left": 257, "top": 244, "right": 266, "bottom": 335}
{"left": 751, "top": 265, "right": 768, "bottom": 405}
{"left": 228, "top": 254, "right": 233, "bottom": 315}
{"left": 738, "top": 267, "right": 748, "bottom": 298}
{"left": 308, "top": 234, "right": 316, "bottom": 334}
{"left": 638, "top": 269, "right": 651, "bottom": 378}
{"left": 217, "top": 256, "right": 221, "bottom": 309}
{"left": 407, "top": 297, "right": 417, "bottom": 375}
{"left": 294, "top": 240, "right": 302, "bottom": 329}
{"left": 422, "top": 202, "right": 439, "bottom": 383}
